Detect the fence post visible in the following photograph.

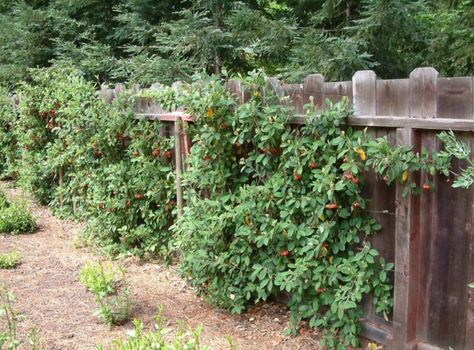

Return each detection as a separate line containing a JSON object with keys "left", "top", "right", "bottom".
{"left": 115, "top": 83, "right": 125, "bottom": 96}
{"left": 100, "top": 84, "right": 108, "bottom": 103}
{"left": 228, "top": 79, "right": 243, "bottom": 105}
{"left": 392, "top": 128, "right": 417, "bottom": 350}
{"left": 174, "top": 117, "right": 184, "bottom": 218}
{"left": 392, "top": 68, "right": 439, "bottom": 349}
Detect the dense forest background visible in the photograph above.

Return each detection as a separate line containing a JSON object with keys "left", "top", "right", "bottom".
{"left": 0, "top": 0, "right": 473, "bottom": 87}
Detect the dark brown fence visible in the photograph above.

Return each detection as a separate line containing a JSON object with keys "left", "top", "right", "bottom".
{"left": 101, "top": 67, "right": 474, "bottom": 350}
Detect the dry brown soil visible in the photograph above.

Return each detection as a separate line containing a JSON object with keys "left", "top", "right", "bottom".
{"left": 0, "top": 183, "right": 324, "bottom": 350}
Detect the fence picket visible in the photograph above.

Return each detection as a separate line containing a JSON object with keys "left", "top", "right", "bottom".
{"left": 303, "top": 74, "right": 324, "bottom": 110}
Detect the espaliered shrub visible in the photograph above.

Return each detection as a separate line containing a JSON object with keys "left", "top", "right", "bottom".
{"left": 1, "top": 69, "right": 472, "bottom": 349}
{"left": 164, "top": 73, "right": 460, "bottom": 349}
{"left": 0, "top": 88, "right": 18, "bottom": 179}
{"left": 1, "top": 67, "right": 176, "bottom": 257}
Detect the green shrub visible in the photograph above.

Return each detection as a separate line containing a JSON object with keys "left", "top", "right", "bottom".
{"left": 0, "top": 88, "right": 19, "bottom": 179}
{"left": 96, "top": 306, "right": 216, "bottom": 350}
{"left": 0, "top": 203, "right": 37, "bottom": 234}
{"left": 0, "top": 251, "right": 21, "bottom": 269}
{"left": 13, "top": 66, "right": 175, "bottom": 257}
{"left": 167, "top": 73, "right": 460, "bottom": 349}
{"left": 80, "top": 261, "right": 132, "bottom": 326}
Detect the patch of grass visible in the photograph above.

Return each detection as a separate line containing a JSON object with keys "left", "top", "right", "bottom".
{"left": 0, "top": 251, "right": 21, "bottom": 269}
{"left": 0, "top": 202, "right": 37, "bottom": 234}
{"left": 80, "top": 261, "right": 132, "bottom": 326}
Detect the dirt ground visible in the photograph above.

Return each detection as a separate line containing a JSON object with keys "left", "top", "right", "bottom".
{"left": 0, "top": 182, "right": 325, "bottom": 350}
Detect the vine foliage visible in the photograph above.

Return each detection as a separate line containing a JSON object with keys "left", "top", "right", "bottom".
{"left": 1, "top": 69, "right": 473, "bottom": 349}
{"left": 164, "top": 73, "right": 465, "bottom": 349}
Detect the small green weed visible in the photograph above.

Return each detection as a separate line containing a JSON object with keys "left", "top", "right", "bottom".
{"left": 0, "top": 284, "right": 44, "bottom": 350}
{"left": 0, "top": 202, "right": 37, "bottom": 234}
{"left": 80, "top": 261, "right": 132, "bottom": 326}
{"left": 80, "top": 260, "right": 124, "bottom": 295}
{"left": 0, "top": 284, "right": 22, "bottom": 349}
{"left": 96, "top": 288, "right": 132, "bottom": 326}
{"left": 96, "top": 306, "right": 228, "bottom": 350}
{"left": 0, "top": 251, "right": 21, "bottom": 269}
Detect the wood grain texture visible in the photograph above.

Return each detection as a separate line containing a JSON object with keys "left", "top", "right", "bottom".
{"left": 376, "top": 79, "right": 409, "bottom": 116}
{"left": 303, "top": 74, "right": 324, "bottom": 109}
{"left": 409, "top": 68, "right": 438, "bottom": 118}
{"left": 283, "top": 83, "right": 304, "bottom": 114}
{"left": 353, "top": 70, "right": 377, "bottom": 116}
{"left": 427, "top": 133, "right": 473, "bottom": 348}
{"left": 438, "top": 77, "right": 474, "bottom": 119}
{"left": 393, "top": 128, "right": 418, "bottom": 350}
{"left": 324, "top": 81, "right": 352, "bottom": 104}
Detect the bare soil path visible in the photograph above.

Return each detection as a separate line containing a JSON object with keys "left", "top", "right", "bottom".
{"left": 0, "top": 183, "right": 322, "bottom": 350}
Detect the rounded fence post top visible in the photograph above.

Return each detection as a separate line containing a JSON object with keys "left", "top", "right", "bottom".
{"left": 304, "top": 74, "right": 325, "bottom": 82}
{"left": 352, "top": 70, "right": 377, "bottom": 80}
{"left": 409, "top": 67, "right": 439, "bottom": 77}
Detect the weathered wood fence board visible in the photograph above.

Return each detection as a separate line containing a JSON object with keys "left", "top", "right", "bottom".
{"left": 99, "top": 67, "right": 474, "bottom": 350}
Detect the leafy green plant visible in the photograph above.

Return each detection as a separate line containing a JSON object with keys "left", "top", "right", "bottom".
{"left": 96, "top": 306, "right": 217, "bottom": 350}
{"left": 0, "top": 190, "right": 8, "bottom": 208}
{"left": 80, "top": 261, "right": 132, "bottom": 326}
{"left": 436, "top": 130, "right": 474, "bottom": 189}
{"left": 0, "top": 202, "right": 37, "bottom": 234}
{"left": 0, "top": 284, "right": 22, "bottom": 350}
{"left": 0, "top": 251, "right": 21, "bottom": 269}
{"left": 96, "top": 288, "right": 132, "bottom": 327}
{"left": 10, "top": 66, "right": 176, "bottom": 257}
{"left": 0, "top": 88, "right": 19, "bottom": 179}
{"left": 80, "top": 260, "right": 124, "bottom": 295}
{"left": 0, "top": 284, "right": 44, "bottom": 350}
{"left": 155, "top": 72, "right": 468, "bottom": 349}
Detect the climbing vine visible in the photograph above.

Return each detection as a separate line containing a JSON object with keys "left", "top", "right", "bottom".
{"left": 162, "top": 72, "right": 465, "bottom": 349}
{"left": 1, "top": 69, "right": 472, "bottom": 349}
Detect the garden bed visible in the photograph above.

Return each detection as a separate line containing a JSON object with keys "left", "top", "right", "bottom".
{"left": 0, "top": 182, "right": 323, "bottom": 349}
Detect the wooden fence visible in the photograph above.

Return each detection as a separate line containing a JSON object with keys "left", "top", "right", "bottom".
{"left": 101, "top": 68, "right": 474, "bottom": 350}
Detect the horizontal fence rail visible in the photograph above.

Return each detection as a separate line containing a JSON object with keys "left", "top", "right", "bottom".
{"left": 98, "top": 67, "right": 474, "bottom": 350}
